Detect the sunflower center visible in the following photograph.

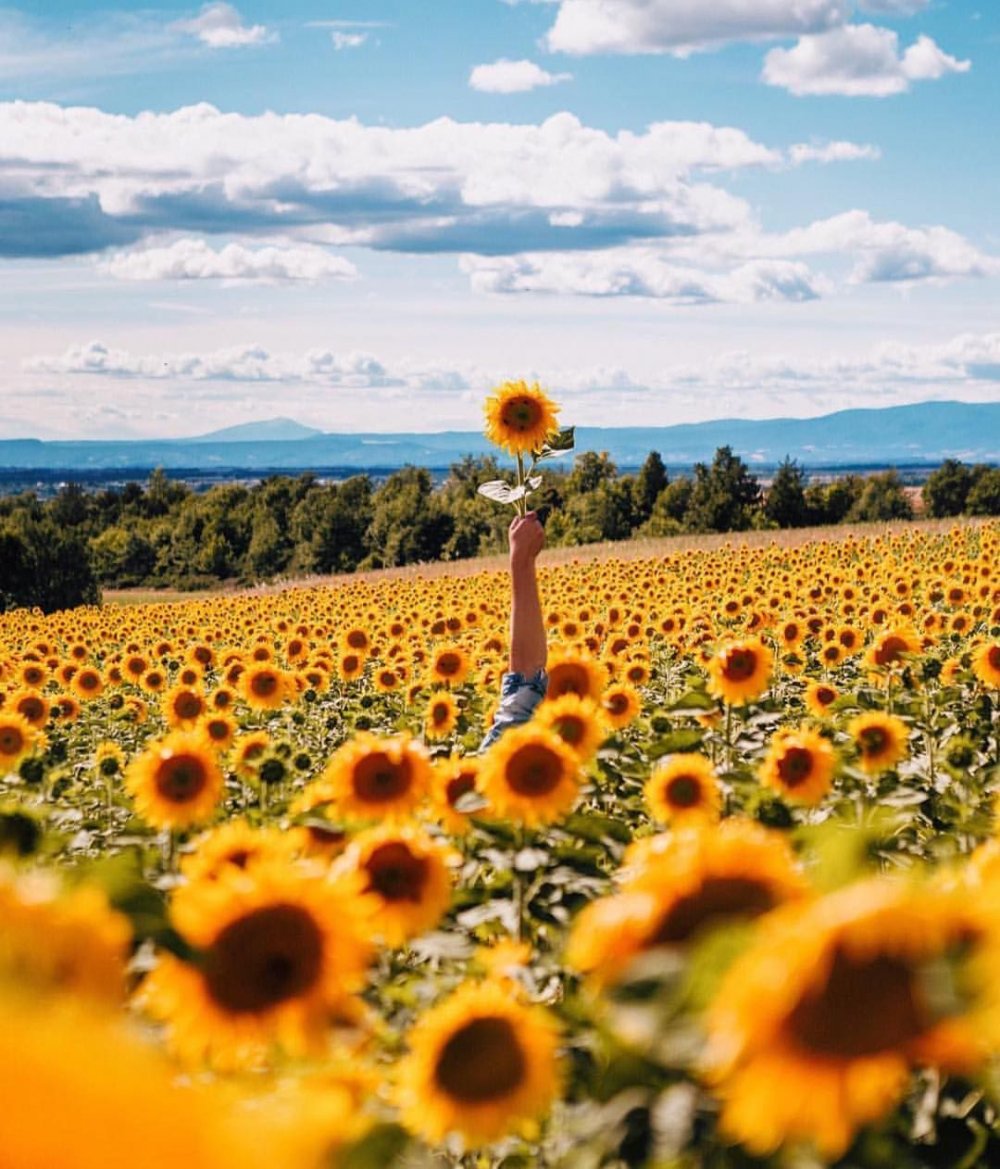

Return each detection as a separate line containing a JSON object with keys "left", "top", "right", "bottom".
{"left": 204, "top": 903, "right": 323, "bottom": 1014}
{"left": 776, "top": 747, "right": 814, "bottom": 787}
{"left": 365, "top": 842, "right": 428, "bottom": 902}
{"left": 251, "top": 672, "right": 279, "bottom": 697}
{"left": 78, "top": 671, "right": 100, "bottom": 691}
{"left": 0, "top": 727, "right": 25, "bottom": 755}
{"left": 154, "top": 753, "right": 208, "bottom": 803}
{"left": 786, "top": 948, "right": 927, "bottom": 1058}
{"left": 859, "top": 727, "right": 888, "bottom": 756}
{"left": 346, "top": 630, "right": 368, "bottom": 650}
{"left": 432, "top": 702, "right": 451, "bottom": 726}
{"left": 445, "top": 773, "right": 476, "bottom": 808}
{"left": 607, "top": 693, "right": 629, "bottom": 715}
{"left": 18, "top": 697, "right": 46, "bottom": 722}
{"left": 434, "top": 1016, "right": 527, "bottom": 1102}
{"left": 665, "top": 775, "right": 701, "bottom": 808}
{"left": 721, "top": 649, "right": 757, "bottom": 682}
{"left": 353, "top": 752, "right": 411, "bottom": 803}
{"left": 815, "top": 686, "right": 836, "bottom": 705}
{"left": 550, "top": 664, "right": 589, "bottom": 698}
{"left": 174, "top": 692, "right": 203, "bottom": 719}
{"left": 875, "top": 636, "right": 909, "bottom": 666}
{"left": 554, "top": 715, "right": 584, "bottom": 744}
{"left": 501, "top": 397, "right": 542, "bottom": 432}
{"left": 651, "top": 878, "right": 776, "bottom": 945}
{"left": 988, "top": 647, "right": 1000, "bottom": 670}
{"left": 506, "top": 744, "right": 563, "bottom": 797}
{"left": 436, "top": 653, "right": 461, "bottom": 677}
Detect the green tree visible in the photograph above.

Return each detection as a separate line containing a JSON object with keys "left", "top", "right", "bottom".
{"left": 922, "top": 459, "right": 974, "bottom": 517}
{"left": 0, "top": 516, "right": 99, "bottom": 612}
{"left": 632, "top": 451, "right": 668, "bottom": 523}
{"left": 89, "top": 526, "right": 156, "bottom": 586}
{"left": 684, "top": 446, "right": 761, "bottom": 532}
{"left": 847, "top": 471, "right": 913, "bottom": 522}
{"left": 765, "top": 457, "right": 809, "bottom": 528}
{"left": 966, "top": 466, "right": 1000, "bottom": 516}
{"left": 365, "top": 467, "right": 453, "bottom": 568}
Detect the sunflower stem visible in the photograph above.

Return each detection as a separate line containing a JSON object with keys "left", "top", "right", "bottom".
{"left": 513, "top": 827, "right": 527, "bottom": 942}
{"left": 515, "top": 452, "right": 526, "bottom": 518}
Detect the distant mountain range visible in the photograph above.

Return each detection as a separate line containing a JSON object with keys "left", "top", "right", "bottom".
{"left": 2, "top": 401, "right": 998, "bottom": 476}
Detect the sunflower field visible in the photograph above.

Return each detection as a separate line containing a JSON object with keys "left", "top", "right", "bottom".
{"left": 2, "top": 518, "right": 1000, "bottom": 1169}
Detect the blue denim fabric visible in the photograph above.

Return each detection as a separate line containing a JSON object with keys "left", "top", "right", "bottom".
{"left": 479, "top": 668, "right": 548, "bottom": 752}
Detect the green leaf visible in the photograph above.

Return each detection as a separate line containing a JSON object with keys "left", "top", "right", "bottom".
{"left": 647, "top": 729, "right": 705, "bottom": 759}
{"left": 537, "top": 426, "right": 576, "bottom": 459}
{"left": 665, "top": 690, "right": 716, "bottom": 713}
{"left": 338, "top": 1123, "right": 410, "bottom": 1169}
{"left": 478, "top": 479, "right": 520, "bottom": 504}
{"left": 563, "top": 811, "right": 633, "bottom": 845}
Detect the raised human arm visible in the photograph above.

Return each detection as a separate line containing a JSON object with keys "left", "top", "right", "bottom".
{"left": 508, "top": 511, "right": 546, "bottom": 677}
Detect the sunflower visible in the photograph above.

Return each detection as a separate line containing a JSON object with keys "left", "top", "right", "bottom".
{"left": 703, "top": 878, "right": 1000, "bottom": 1159}
{"left": 141, "top": 864, "right": 373, "bottom": 1070}
{"left": 759, "top": 727, "right": 836, "bottom": 805}
{"left": 125, "top": 730, "right": 224, "bottom": 830}
{"left": 180, "top": 820, "right": 297, "bottom": 883}
{"left": 546, "top": 650, "right": 605, "bottom": 703}
{"left": 479, "top": 723, "right": 582, "bottom": 827}
{"left": 425, "top": 691, "right": 459, "bottom": 740}
{"left": 373, "top": 666, "right": 402, "bottom": 693}
{"left": 972, "top": 640, "right": 1000, "bottom": 689}
{"left": 200, "top": 712, "right": 238, "bottom": 752}
{"left": 483, "top": 379, "right": 559, "bottom": 457}
{"left": 232, "top": 730, "right": 271, "bottom": 781}
{"left": 848, "top": 711, "right": 909, "bottom": 775}
{"left": 303, "top": 733, "right": 431, "bottom": 822}
{"left": 567, "top": 820, "right": 808, "bottom": 988}
{"left": 706, "top": 637, "right": 774, "bottom": 705}
{"left": 601, "top": 682, "right": 641, "bottom": 730}
{"left": 0, "top": 711, "right": 35, "bottom": 767}
{"left": 70, "top": 665, "right": 105, "bottom": 701}
{"left": 94, "top": 739, "right": 125, "bottom": 780}
{"left": 430, "top": 754, "right": 482, "bottom": 835}
{"left": 337, "top": 651, "right": 365, "bottom": 683}
{"left": 336, "top": 825, "right": 454, "bottom": 947}
{"left": 140, "top": 667, "right": 168, "bottom": 694}
{"left": 533, "top": 693, "right": 605, "bottom": 761}
{"left": 0, "top": 869, "right": 131, "bottom": 1003}
{"left": 864, "top": 627, "right": 920, "bottom": 675}
{"left": 7, "top": 688, "right": 49, "bottom": 729}
{"left": 240, "top": 664, "right": 289, "bottom": 711}
{"left": 804, "top": 680, "right": 839, "bottom": 719}
{"left": 162, "top": 683, "right": 206, "bottom": 728}
{"left": 429, "top": 646, "right": 471, "bottom": 688}
{"left": 645, "top": 753, "right": 720, "bottom": 826}
{"left": 396, "top": 978, "right": 562, "bottom": 1147}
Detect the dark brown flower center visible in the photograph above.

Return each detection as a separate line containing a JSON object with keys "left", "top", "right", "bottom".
{"left": 204, "top": 903, "right": 323, "bottom": 1014}
{"left": 501, "top": 397, "right": 542, "bottom": 432}
{"left": 722, "top": 648, "right": 757, "bottom": 682}
{"left": 17, "top": 697, "right": 46, "bottom": 722}
{"left": 988, "top": 646, "right": 1000, "bottom": 671}
{"left": 0, "top": 726, "right": 25, "bottom": 755}
{"left": 875, "top": 636, "right": 909, "bottom": 666}
{"left": 506, "top": 743, "right": 563, "bottom": 797}
{"left": 353, "top": 752, "right": 411, "bottom": 803}
{"left": 651, "top": 877, "right": 776, "bottom": 945}
{"left": 250, "top": 672, "right": 279, "bottom": 697}
{"left": 445, "top": 773, "right": 476, "bottom": 808}
{"left": 815, "top": 686, "right": 836, "bottom": 705}
{"left": 665, "top": 775, "right": 701, "bottom": 808}
{"left": 365, "top": 841, "right": 429, "bottom": 902}
{"left": 436, "top": 653, "right": 462, "bottom": 677}
{"left": 434, "top": 1016, "right": 527, "bottom": 1102}
{"left": 550, "top": 664, "right": 590, "bottom": 698}
{"left": 859, "top": 726, "right": 888, "bottom": 756}
{"left": 346, "top": 630, "right": 368, "bottom": 650}
{"left": 777, "top": 746, "right": 814, "bottom": 787}
{"left": 174, "top": 691, "right": 204, "bottom": 719}
{"left": 155, "top": 753, "right": 208, "bottom": 803}
{"left": 786, "top": 948, "right": 926, "bottom": 1058}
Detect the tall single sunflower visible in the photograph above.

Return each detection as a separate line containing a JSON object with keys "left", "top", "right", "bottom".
{"left": 483, "top": 380, "right": 559, "bottom": 457}
{"left": 396, "top": 979, "right": 562, "bottom": 1147}
{"left": 125, "top": 729, "right": 224, "bottom": 830}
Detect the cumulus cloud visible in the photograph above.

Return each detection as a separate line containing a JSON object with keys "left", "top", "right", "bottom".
{"left": 762, "top": 24, "right": 969, "bottom": 96}
{"left": 544, "top": 0, "right": 848, "bottom": 55}
{"left": 173, "top": 3, "right": 273, "bottom": 49}
{"left": 0, "top": 104, "right": 784, "bottom": 259}
{"left": 331, "top": 31, "right": 367, "bottom": 50}
{"left": 462, "top": 250, "right": 826, "bottom": 303}
{"left": 788, "top": 140, "right": 881, "bottom": 164}
{"left": 469, "top": 59, "right": 572, "bottom": 93}
{"left": 99, "top": 238, "right": 358, "bottom": 282}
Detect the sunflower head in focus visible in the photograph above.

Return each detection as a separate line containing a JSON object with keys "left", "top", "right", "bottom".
{"left": 125, "top": 729, "right": 224, "bottom": 830}
{"left": 0, "top": 712, "right": 35, "bottom": 766}
{"left": 533, "top": 693, "right": 605, "bottom": 761}
{"left": 306, "top": 732, "right": 431, "bottom": 822}
{"left": 396, "top": 978, "right": 561, "bottom": 1147}
{"left": 644, "top": 753, "right": 720, "bottom": 826}
{"left": 425, "top": 691, "right": 459, "bottom": 740}
{"left": 804, "top": 679, "right": 839, "bottom": 719}
{"left": 706, "top": 637, "right": 774, "bottom": 706}
{"left": 759, "top": 726, "right": 836, "bottom": 806}
{"left": 483, "top": 380, "right": 559, "bottom": 457}
{"left": 479, "top": 723, "right": 581, "bottom": 827}
{"left": 601, "top": 681, "right": 641, "bottom": 730}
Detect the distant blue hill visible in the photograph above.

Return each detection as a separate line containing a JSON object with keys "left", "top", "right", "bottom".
{"left": 2, "top": 400, "right": 997, "bottom": 476}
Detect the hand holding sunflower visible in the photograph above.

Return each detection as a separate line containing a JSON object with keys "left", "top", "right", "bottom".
{"left": 479, "top": 380, "right": 574, "bottom": 516}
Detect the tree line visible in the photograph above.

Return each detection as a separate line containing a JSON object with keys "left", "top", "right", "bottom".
{"left": 1, "top": 450, "right": 998, "bottom": 612}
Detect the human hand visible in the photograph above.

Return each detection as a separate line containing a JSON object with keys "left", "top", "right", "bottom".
{"left": 509, "top": 511, "right": 545, "bottom": 568}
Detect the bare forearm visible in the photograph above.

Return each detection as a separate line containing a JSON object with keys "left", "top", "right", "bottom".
{"left": 509, "top": 557, "right": 546, "bottom": 676}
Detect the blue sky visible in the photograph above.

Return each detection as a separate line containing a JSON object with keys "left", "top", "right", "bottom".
{"left": 2, "top": 0, "right": 998, "bottom": 438}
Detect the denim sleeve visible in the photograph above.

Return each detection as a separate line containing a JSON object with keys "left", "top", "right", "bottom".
{"left": 479, "top": 669, "right": 548, "bottom": 752}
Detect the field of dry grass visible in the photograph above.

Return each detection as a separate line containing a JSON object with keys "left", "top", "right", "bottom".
{"left": 102, "top": 515, "right": 985, "bottom": 606}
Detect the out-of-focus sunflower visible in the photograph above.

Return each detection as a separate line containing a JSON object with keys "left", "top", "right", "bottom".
{"left": 644, "top": 753, "right": 720, "bottom": 826}
{"left": 70, "top": 665, "right": 105, "bottom": 701}
{"left": 396, "top": 978, "right": 562, "bottom": 1147}
{"left": 0, "top": 711, "right": 35, "bottom": 767}
{"left": 240, "top": 663, "right": 289, "bottom": 711}
{"left": 141, "top": 864, "right": 373, "bottom": 1070}
{"left": 804, "top": 680, "right": 839, "bottom": 719}
{"left": 429, "top": 646, "right": 471, "bottom": 688}
{"left": 200, "top": 712, "right": 238, "bottom": 752}
{"left": 162, "top": 683, "right": 206, "bottom": 728}
{"left": 425, "top": 691, "right": 459, "bottom": 740}
{"left": 0, "top": 868, "right": 131, "bottom": 1003}
{"left": 706, "top": 637, "right": 774, "bottom": 706}
{"left": 94, "top": 739, "right": 125, "bottom": 780}
{"left": 972, "top": 640, "right": 1000, "bottom": 689}
{"left": 703, "top": 878, "right": 1000, "bottom": 1159}
{"left": 483, "top": 379, "right": 559, "bottom": 457}
{"left": 336, "top": 825, "right": 454, "bottom": 946}
{"left": 301, "top": 732, "right": 431, "bottom": 822}
{"left": 479, "top": 723, "right": 581, "bottom": 827}
{"left": 7, "top": 689, "right": 49, "bottom": 729}
{"left": 533, "top": 693, "right": 604, "bottom": 761}
{"left": 125, "top": 729, "right": 224, "bottom": 830}
{"left": 232, "top": 730, "right": 271, "bottom": 781}
{"left": 180, "top": 820, "right": 297, "bottom": 883}
{"left": 567, "top": 820, "right": 808, "bottom": 989}
{"left": 848, "top": 711, "right": 909, "bottom": 775}
{"left": 546, "top": 651, "right": 604, "bottom": 703}
{"left": 430, "top": 754, "right": 482, "bottom": 835}
{"left": 759, "top": 726, "right": 836, "bottom": 805}
{"left": 601, "top": 682, "right": 641, "bottom": 730}
{"left": 864, "top": 627, "right": 920, "bottom": 675}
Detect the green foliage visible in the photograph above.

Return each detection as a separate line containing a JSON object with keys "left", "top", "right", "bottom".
{"left": 966, "top": 466, "right": 1000, "bottom": 516}
{"left": 923, "top": 459, "right": 975, "bottom": 517}
{"left": 848, "top": 469, "right": 914, "bottom": 522}
{"left": 764, "top": 456, "right": 809, "bottom": 528}
{"left": 684, "top": 446, "right": 762, "bottom": 533}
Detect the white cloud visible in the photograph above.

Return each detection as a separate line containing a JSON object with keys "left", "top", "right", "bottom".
{"left": 469, "top": 59, "right": 572, "bottom": 93}
{"left": 173, "top": 3, "right": 273, "bottom": 49}
{"left": 544, "top": 0, "right": 848, "bottom": 56}
{"left": 788, "top": 140, "right": 881, "bottom": 164}
{"left": 763, "top": 24, "right": 969, "bottom": 96}
{"left": 462, "top": 251, "right": 826, "bottom": 303}
{"left": 99, "top": 238, "right": 358, "bottom": 283}
{"left": 331, "top": 31, "right": 368, "bottom": 50}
